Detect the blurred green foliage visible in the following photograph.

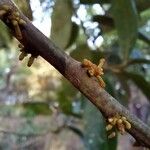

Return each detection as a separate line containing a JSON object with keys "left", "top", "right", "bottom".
{"left": 0, "top": 0, "right": 150, "bottom": 149}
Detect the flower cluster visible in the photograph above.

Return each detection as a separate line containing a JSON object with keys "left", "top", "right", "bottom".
{"left": 18, "top": 44, "right": 38, "bottom": 67}
{"left": 106, "top": 114, "right": 131, "bottom": 138}
{"left": 82, "top": 58, "right": 105, "bottom": 88}
{"left": 0, "top": 4, "right": 26, "bottom": 40}
{"left": 0, "top": 4, "right": 38, "bottom": 67}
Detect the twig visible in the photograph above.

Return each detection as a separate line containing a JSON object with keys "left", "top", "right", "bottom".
{"left": 105, "top": 58, "right": 150, "bottom": 71}
{"left": 126, "top": 58, "right": 150, "bottom": 66}
{"left": 0, "top": 0, "right": 150, "bottom": 147}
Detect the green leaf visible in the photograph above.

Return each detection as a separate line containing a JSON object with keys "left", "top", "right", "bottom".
{"left": 92, "top": 15, "right": 114, "bottom": 33}
{"left": 70, "top": 44, "right": 92, "bottom": 61}
{"left": 140, "top": 9, "right": 150, "bottom": 25}
{"left": 14, "top": 0, "right": 33, "bottom": 20}
{"left": 0, "top": 102, "right": 52, "bottom": 117}
{"left": 123, "top": 71, "right": 150, "bottom": 101}
{"left": 136, "top": 0, "right": 150, "bottom": 12}
{"left": 111, "top": 0, "right": 138, "bottom": 57}
{"left": 65, "top": 22, "right": 79, "bottom": 48}
{"left": 51, "top": 0, "right": 73, "bottom": 49}
{"left": 116, "top": 74, "right": 131, "bottom": 106}
{"left": 57, "top": 78, "right": 77, "bottom": 115}
{"left": 139, "top": 23, "right": 150, "bottom": 44}
{"left": 83, "top": 99, "right": 117, "bottom": 150}
{"left": 127, "top": 58, "right": 150, "bottom": 66}
{"left": 104, "top": 76, "right": 116, "bottom": 98}
{"left": 22, "top": 102, "right": 52, "bottom": 116}
{"left": 138, "top": 9, "right": 150, "bottom": 44}
{"left": 0, "top": 22, "right": 11, "bottom": 48}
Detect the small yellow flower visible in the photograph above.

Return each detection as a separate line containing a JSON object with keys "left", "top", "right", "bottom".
{"left": 106, "top": 114, "right": 131, "bottom": 138}
{"left": 0, "top": 4, "right": 26, "bottom": 40}
{"left": 82, "top": 58, "right": 105, "bottom": 88}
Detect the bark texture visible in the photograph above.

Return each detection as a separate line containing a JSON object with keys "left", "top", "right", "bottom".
{"left": 0, "top": 0, "right": 150, "bottom": 147}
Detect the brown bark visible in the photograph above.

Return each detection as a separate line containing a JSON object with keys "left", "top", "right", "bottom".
{"left": 0, "top": 0, "right": 150, "bottom": 147}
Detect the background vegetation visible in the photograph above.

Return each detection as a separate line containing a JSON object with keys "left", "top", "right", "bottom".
{"left": 0, "top": 0, "right": 149, "bottom": 149}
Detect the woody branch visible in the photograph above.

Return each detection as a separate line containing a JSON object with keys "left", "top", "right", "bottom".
{"left": 0, "top": 0, "right": 150, "bottom": 147}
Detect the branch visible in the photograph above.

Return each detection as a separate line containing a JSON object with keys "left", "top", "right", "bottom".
{"left": 127, "top": 58, "right": 150, "bottom": 66}
{"left": 113, "top": 58, "right": 150, "bottom": 70}
{"left": 0, "top": 0, "right": 150, "bottom": 147}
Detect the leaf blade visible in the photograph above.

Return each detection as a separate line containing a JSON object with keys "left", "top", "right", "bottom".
{"left": 111, "top": 0, "right": 138, "bottom": 57}
{"left": 83, "top": 99, "right": 117, "bottom": 150}
{"left": 123, "top": 71, "right": 150, "bottom": 101}
{"left": 51, "top": 0, "right": 73, "bottom": 49}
